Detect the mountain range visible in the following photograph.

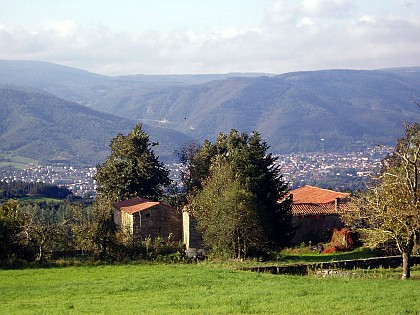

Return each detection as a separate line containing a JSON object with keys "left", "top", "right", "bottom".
{"left": 0, "top": 86, "right": 190, "bottom": 165}
{"left": 1, "top": 60, "right": 420, "bottom": 165}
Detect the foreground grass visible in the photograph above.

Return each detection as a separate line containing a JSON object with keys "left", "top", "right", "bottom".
{"left": 1, "top": 263, "right": 419, "bottom": 315}
{"left": 278, "top": 247, "right": 378, "bottom": 264}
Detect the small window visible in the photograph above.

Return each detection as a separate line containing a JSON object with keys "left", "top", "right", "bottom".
{"left": 145, "top": 212, "right": 151, "bottom": 218}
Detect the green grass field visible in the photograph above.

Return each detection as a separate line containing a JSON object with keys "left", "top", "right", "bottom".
{"left": 16, "top": 196, "right": 65, "bottom": 203}
{"left": 1, "top": 263, "right": 419, "bottom": 315}
{"left": 278, "top": 247, "right": 378, "bottom": 264}
{"left": 0, "top": 153, "right": 37, "bottom": 170}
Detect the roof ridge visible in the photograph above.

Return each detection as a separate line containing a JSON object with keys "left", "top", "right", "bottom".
{"left": 302, "top": 185, "right": 347, "bottom": 194}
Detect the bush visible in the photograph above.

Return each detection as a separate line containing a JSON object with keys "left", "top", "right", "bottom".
{"left": 322, "top": 228, "right": 355, "bottom": 254}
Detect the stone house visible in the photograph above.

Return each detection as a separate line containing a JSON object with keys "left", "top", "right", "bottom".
{"left": 112, "top": 196, "right": 183, "bottom": 242}
{"left": 288, "top": 185, "right": 350, "bottom": 245}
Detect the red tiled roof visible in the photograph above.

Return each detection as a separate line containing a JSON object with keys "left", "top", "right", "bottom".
{"left": 120, "top": 202, "right": 160, "bottom": 214}
{"left": 290, "top": 185, "right": 349, "bottom": 204}
{"left": 113, "top": 196, "right": 153, "bottom": 209}
{"left": 288, "top": 185, "right": 351, "bottom": 216}
{"left": 113, "top": 196, "right": 159, "bottom": 214}
{"left": 292, "top": 203, "right": 337, "bottom": 215}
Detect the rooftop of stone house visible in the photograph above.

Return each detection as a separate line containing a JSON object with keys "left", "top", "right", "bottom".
{"left": 290, "top": 185, "right": 349, "bottom": 204}
{"left": 113, "top": 196, "right": 160, "bottom": 214}
{"left": 113, "top": 196, "right": 153, "bottom": 208}
{"left": 288, "top": 185, "right": 351, "bottom": 216}
{"left": 119, "top": 202, "right": 161, "bottom": 214}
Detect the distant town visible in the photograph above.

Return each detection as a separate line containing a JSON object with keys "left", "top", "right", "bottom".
{"left": 1, "top": 146, "right": 392, "bottom": 197}
{"left": 276, "top": 145, "right": 392, "bottom": 190}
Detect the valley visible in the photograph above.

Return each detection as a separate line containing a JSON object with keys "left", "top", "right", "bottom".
{"left": 0, "top": 60, "right": 419, "bottom": 193}
{"left": 1, "top": 146, "right": 391, "bottom": 196}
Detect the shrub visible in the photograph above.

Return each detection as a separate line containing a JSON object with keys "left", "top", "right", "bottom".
{"left": 322, "top": 228, "right": 355, "bottom": 254}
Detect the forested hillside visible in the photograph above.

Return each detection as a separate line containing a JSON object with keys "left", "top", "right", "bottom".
{"left": 94, "top": 69, "right": 420, "bottom": 153}
{"left": 1, "top": 60, "right": 420, "bottom": 154}
{"left": 0, "top": 87, "right": 191, "bottom": 164}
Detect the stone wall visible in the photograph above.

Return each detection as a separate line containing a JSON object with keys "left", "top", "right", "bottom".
{"left": 290, "top": 214, "right": 344, "bottom": 245}
{"left": 133, "top": 204, "right": 183, "bottom": 242}
{"left": 243, "top": 256, "right": 420, "bottom": 275}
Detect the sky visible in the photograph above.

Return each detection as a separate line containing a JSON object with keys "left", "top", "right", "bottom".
{"left": 0, "top": 0, "right": 419, "bottom": 75}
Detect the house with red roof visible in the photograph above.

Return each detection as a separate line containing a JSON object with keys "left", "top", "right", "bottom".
{"left": 113, "top": 196, "right": 182, "bottom": 242}
{"left": 288, "top": 185, "right": 350, "bottom": 245}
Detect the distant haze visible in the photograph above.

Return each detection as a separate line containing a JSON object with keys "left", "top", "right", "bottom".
{"left": 0, "top": 0, "right": 419, "bottom": 75}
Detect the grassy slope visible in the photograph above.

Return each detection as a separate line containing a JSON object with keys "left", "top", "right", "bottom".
{"left": 0, "top": 263, "right": 419, "bottom": 315}
{"left": 0, "top": 153, "right": 37, "bottom": 170}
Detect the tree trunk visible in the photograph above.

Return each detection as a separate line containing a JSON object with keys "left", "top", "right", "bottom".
{"left": 38, "top": 244, "right": 45, "bottom": 263}
{"left": 402, "top": 251, "right": 411, "bottom": 279}
{"left": 237, "top": 235, "right": 241, "bottom": 260}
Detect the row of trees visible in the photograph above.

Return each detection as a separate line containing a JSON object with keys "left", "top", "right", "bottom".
{"left": 181, "top": 130, "right": 291, "bottom": 258}
{"left": 93, "top": 125, "right": 292, "bottom": 259}
{"left": 0, "top": 197, "right": 112, "bottom": 263}
{"left": 94, "top": 123, "right": 420, "bottom": 278}
{"left": 0, "top": 199, "right": 87, "bottom": 263}
{"left": 94, "top": 125, "right": 293, "bottom": 259}
{"left": 0, "top": 181, "right": 72, "bottom": 201}
{"left": 1, "top": 122, "right": 419, "bottom": 278}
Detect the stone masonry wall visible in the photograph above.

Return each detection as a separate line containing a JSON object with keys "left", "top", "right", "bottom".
{"left": 243, "top": 256, "right": 420, "bottom": 275}
{"left": 133, "top": 204, "right": 183, "bottom": 242}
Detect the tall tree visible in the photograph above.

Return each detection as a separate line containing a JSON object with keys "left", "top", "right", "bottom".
{"left": 20, "top": 202, "right": 68, "bottom": 263}
{"left": 0, "top": 200, "right": 23, "bottom": 261}
{"left": 233, "top": 131, "right": 291, "bottom": 246}
{"left": 95, "top": 124, "right": 170, "bottom": 202}
{"left": 90, "top": 197, "right": 118, "bottom": 259}
{"left": 190, "top": 158, "right": 263, "bottom": 258}
{"left": 343, "top": 123, "right": 420, "bottom": 279}
{"left": 183, "top": 129, "right": 291, "bottom": 250}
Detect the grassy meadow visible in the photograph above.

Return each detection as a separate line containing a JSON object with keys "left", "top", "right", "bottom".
{"left": 278, "top": 247, "right": 378, "bottom": 264}
{"left": 0, "top": 153, "right": 37, "bottom": 170}
{"left": 1, "top": 262, "right": 419, "bottom": 315}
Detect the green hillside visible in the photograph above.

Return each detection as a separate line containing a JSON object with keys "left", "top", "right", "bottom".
{"left": 1, "top": 60, "right": 420, "bottom": 153}
{"left": 88, "top": 69, "right": 420, "bottom": 152}
{"left": 0, "top": 87, "right": 190, "bottom": 165}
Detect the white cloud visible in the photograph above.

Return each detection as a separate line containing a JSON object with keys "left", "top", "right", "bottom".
{"left": 301, "top": 0, "right": 353, "bottom": 17}
{"left": 44, "top": 20, "right": 77, "bottom": 37}
{"left": 215, "top": 27, "right": 240, "bottom": 39}
{"left": 0, "top": 1, "right": 419, "bottom": 75}
{"left": 358, "top": 15, "right": 377, "bottom": 24}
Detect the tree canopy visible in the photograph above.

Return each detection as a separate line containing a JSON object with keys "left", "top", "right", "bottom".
{"left": 0, "top": 200, "right": 23, "bottom": 261}
{"left": 189, "top": 157, "right": 263, "bottom": 258}
{"left": 343, "top": 123, "right": 420, "bottom": 279}
{"left": 0, "top": 181, "right": 72, "bottom": 201}
{"left": 184, "top": 130, "right": 291, "bottom": 254}
{"left": 95, "top": 124, "right": 170, "bottom": 202}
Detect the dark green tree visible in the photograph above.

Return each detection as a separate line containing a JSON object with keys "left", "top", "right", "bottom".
{"left": 232, "top": 131, "right": 291, "bottom": 247}
{"left": 0, "top": 200, "right": 23, "bottom": 261}
{"left": 178, "top": 140, "right": 214, "bottom": 194}
{"left": 95, "top": 124, "right": 170, "bottom": 202}
{"left": 90, "top": 197, "right": 118, "bottom": 259}
{"left": 190, "top": 158, "right": 263, "bottom": 258}
{"left": 183, "top": 129, "right": 291, "bottom": 250}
